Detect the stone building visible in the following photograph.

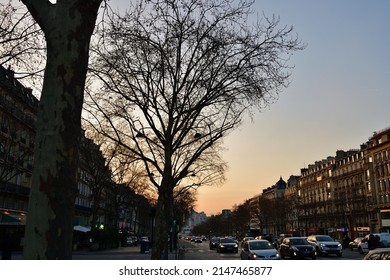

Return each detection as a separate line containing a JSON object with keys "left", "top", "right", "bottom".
{"left": 365, "top": 127, "right": 390, "bottom": 232}
{"left": 332, "top": 149, "right": 369, "bottom": 238}
{"left": 298, "top": 157, "right": 335, "bottom": 237}
{"left": 0, "top": 65, "right": 37, "bottom": 225}
{"left": 0, "top": 65, "right": 140, "bottom": 235}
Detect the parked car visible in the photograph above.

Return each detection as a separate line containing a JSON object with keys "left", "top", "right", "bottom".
{"left": 279, "top": 237, "right": 317, "bottom": 259}
{"left": 140, "top": 236, "right": 149, "bottom": 242}
{"left": 209, "top": 237, "right": 220, "bottom": 250}
{"left": 126, "top": 236, "right": 138, "bottom": 246}
{"left": 307, "top": 235, "right": 342, "bottom": 257}
{"left": 240, "top": 240, "right": 280, "bottom": 260}
{"left": 358, "top": 233, "right": 390, "bottom": 254}
{"left": 363, "top": 248, "right": 390, "bottom": 260}
{"left": 216, "top": 237, "right": 238, "bottom": 253}
{"left": 349, "top": 237, "right": 363, "bottom": 251}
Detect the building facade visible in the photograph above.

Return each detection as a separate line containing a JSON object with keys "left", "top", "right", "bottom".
{"left": 0, "top": 66, "right": 37, "bottom": 226}
{"left": 365, "top": 128, "right": 390, "bottom": 232}
{"left": 250, "top": 127, "right": 390, "bottom": 240}
{"left": 0, "top": 65, "right": 148, "bottom": 240}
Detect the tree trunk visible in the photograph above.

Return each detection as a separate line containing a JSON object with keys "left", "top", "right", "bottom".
{"left": 151, "top": 186, "right": 173, "bottom": 260}
{"left": 22, "top": 0, "right": 101, "bottom": 259}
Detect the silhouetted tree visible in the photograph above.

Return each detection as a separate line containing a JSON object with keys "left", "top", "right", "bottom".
{"left": 85, "top": 0, "right": 304, "bottom": 259}
{"left": 0, "top": 1, "right": 44, "bottom": 84}
{"left": 231, "top": 201, "right": 251, "bottom": 237}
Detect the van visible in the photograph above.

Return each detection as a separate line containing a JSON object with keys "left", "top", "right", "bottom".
{"left": 358, "top": 233, "right": 390, "bottom": 254}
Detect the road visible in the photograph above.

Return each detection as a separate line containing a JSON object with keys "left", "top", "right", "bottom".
{"left": 10, "top": 239, "right": 364, "bottom": 260}
{"left": 181, "top": 239, "right": 364, "bottom": 260}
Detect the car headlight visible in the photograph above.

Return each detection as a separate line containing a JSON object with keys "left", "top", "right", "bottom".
{"left": 234, "top": 244, "right": 238, "bottom": 247}
{"left": 338, "top": 244, "right": 342, "bottom": 248}
{"left": 320, "top": 243, "right": 326, "bottom": 248}
{"left": 251, "top": 253, "right": 257, "bottom": 259}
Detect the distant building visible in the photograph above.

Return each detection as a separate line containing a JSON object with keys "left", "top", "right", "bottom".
{"left": 184, "top": 209, "right": 207, "bottom": 229}
{"left": 221, "top": 209, "right": 232, "bottom": 217}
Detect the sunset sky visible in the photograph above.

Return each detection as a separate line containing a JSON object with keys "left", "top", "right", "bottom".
{"left": 113, "top": 0, "right": 390, "bottom": 215}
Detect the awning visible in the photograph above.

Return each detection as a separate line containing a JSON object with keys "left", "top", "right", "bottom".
{"left": 0, "top": 210, "right": 26, "bottom": 225}
{"left": 73, "top": 225, "right": 91, "bottom": 233}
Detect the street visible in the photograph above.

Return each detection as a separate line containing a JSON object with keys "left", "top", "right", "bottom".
{"left": 180, "top": 239, "right": 363, "bottom": 260}
{"left": 9, "top": 239, "right": 364, "bottom": 260}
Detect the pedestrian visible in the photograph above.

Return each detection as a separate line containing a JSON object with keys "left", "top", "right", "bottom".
{"left": 367, "top": 234, "right": 374, "bottom": 250}
{"left": 343, "top": 235, "right": 350, "bottom": 249}
{"left": 374, "top": 234, "right": 381, "bottom": 249}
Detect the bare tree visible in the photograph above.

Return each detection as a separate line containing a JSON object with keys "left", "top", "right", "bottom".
{"left": 231, "top": 201, "right": 251, "bottom": 237}
{"left": 0, "top": 1, "right": 45, "bottom": 86}
{"left": 20, "top": 0, "right": 103, "bottom": 259}
{"left": 0, "top": 129, "right": 34, "bottom": 185}
{"left": 85, "top": 0, "right": 304, "bottom": 259}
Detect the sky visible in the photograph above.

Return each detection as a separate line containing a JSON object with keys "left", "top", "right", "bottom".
{"left": 112, "top": 0, "right": 390, "bottom": 215}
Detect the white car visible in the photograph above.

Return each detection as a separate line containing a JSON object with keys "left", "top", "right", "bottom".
{"left": 358, "top": 233, "right": 390, "bottom": 254}
{"left": 240, "top": 240, "right": 280, "bottom": 260}
{"left": 307, "top": 235, "right": 342, "bottom": 257}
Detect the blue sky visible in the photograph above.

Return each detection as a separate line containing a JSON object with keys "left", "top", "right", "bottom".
{"left": 112, "top": 0, "right": 390, "bottom": 215}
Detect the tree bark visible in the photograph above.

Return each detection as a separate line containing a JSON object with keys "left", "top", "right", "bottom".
{"left": 151, "top": 182, "right": 173, "bottom": 260}
{"left": 22, "top": 0, "right": 102, "bottom": 259}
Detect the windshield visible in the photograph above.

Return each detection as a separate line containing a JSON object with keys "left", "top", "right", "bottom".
{"left": 290, "top": 238, "right": 310, "bottom": 245}
{"left": 316, "top": 236, "right": 334, "bottom": 242}
{"left": 249, "top": 241, "right": 274, "bottom": 250}
{"left": 220, "top": 238, "right": 235, "bottom": 243}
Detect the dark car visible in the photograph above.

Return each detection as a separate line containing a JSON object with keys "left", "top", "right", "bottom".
{"left": 216, "top": 237, "right": 238, "bottom": 253}
{"left": 209, "top": 237, "right": 219, "bottom": 250}
{"left": 279, "top": 237, "right": 317, "bottom": 259}
{"left": 194, "top": 236, "right": 202, "bottom": 243}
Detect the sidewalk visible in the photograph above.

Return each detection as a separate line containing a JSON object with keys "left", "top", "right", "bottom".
{"left": 9, "top": 243, "right": 185, "bottom": 260}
